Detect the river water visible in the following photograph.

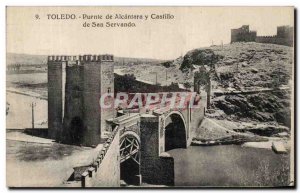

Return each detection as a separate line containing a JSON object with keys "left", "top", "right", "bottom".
{"left": 168, "top": 145, "right": 290, "bottom": 187}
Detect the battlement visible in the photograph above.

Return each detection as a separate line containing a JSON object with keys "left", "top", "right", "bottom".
{"left": 231, "top": 25, "right": 294, "bottom": 47}
{"left": 256, "top": 35, "right": 277, "bottom": 38}
{"left": 48, "top": 51, "right": 115, "bottom": 146}
{"left": 231, "top": 25, "right": 257, "bottom": 43}
{"left": 48, "top": 54, "right": 114, "bottom": 62}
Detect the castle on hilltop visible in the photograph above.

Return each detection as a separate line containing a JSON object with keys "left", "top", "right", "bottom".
{"left": 231, "top": 25, "right": 294, "bottom": 47}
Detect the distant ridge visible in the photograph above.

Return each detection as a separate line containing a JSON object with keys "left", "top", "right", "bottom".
{"left": 6, "top": 53, "right": 166, "bottom": 66}
{"left": 7, "top": 53, "right": 47, "bottom": 65}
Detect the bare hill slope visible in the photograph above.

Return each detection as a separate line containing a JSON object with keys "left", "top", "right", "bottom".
{"left": 180, "top": 42, "right": 293, "bottom": 89}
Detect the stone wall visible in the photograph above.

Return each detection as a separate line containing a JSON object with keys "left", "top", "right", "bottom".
{"left": 48, "top": 60, "right": 66, "bottom": 139}
{"left": 62, "top": 64, "right": 84, "bottom": 143}
{"left": 82, "top": 61, "right": 102, "bottom": 146}
{"left": 256, "top": 36, "right": 294, "bottom": 47}
{"left": 47, "top": 55, "right": 115, "bottom": 146}
{"left": 231, "top": 25, "right": 294, "bottom": 47}
{"left": 140, "top": 115, "right": 175, "bottom": 185}
{"left": 189, "top": 104, "right": 205, "bottom": 145}
{"left": 100, "top": 61, "right": 115, "bottom": 137}
{"left": 231, "top": 25, "right": 257, "bottom": 43}
{"left": 81, "top": 128, "right": 120, "bottom": 187}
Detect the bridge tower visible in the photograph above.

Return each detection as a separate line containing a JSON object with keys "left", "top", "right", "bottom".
{"left": 47, "top": 56, "right": 66, "bottom": 139}
{"left": 47, "top": 55, "right": 115, "bottom": 146}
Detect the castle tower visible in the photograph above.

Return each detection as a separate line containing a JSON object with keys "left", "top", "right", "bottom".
{"left": 47, "top": 56, "right": 66, "bottom": 139}
{"left": 231, "top": 25, "right": 257, "bottom": 43}
{"left": 48, "top": 54, "right": 115, "bottom": 147}
{"left": 80, "top": 54, "right": 115, "bottom": 146}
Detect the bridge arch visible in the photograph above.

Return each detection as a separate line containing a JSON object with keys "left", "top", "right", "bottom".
{"left": 69, "top": 116, "right": 84, "bottom": 144}
{"left": 162, "top": 111, "right": 187, "bottom": 151}
{"left": 119, "top": 131, "right": 140, "bottom": 185}
{"left": 120, "top": 131, "right": 140, "bottom": 164}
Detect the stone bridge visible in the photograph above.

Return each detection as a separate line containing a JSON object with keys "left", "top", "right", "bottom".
{"left": 47, "top": 54, "right": 206, "bottom": 187}
{"left": 106, "top": 98, "right": 205, "bottom": 185}
{"left": 65, "top": 92, "right": 205, "bottom": 187}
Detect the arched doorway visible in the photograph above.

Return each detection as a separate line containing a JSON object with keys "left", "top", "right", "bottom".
{"left": 164, "top": 113, "right": 187, "bottom": 151}
{"left": 69, "top": 116, "right": 84, "bottom": 144}
{"left": 120, "top": 133, "right": 140, "bottom": 185}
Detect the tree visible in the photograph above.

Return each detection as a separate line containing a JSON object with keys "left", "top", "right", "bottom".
{"left": 194, "top": 69, "right": 212, "bottom": 108}
{"left": 115, "top": 74, "right": 137, "bottom": 92}
{"left": 180, "top": 49, "right": 223, "bottom": 72}
{"left": 183, "top": 82, "right": 192, "bottom": 89}
{"left": 194, "top": 69, "right": 210, "bottom": 90}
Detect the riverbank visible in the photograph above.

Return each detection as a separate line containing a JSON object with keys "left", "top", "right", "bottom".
{"left": 192, "top": 117, "right": 291, "bottom": 153}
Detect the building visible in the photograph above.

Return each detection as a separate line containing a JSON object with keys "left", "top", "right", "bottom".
{"left": 231, "top": 25, "right": 257, "bottom": 43}
{"left": 231, "top": 25, "right": 294, "bottom": 47}
{"left": 48, "top": 55, "right": 115, "bottom": 146}
{"left": 255, "top": 25, "right": 294, "bottom": 47}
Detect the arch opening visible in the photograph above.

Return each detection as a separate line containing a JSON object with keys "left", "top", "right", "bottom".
{"left": 120, "top": 134, "right": 140, "bottom": 186}
{"left": 69, "top": 116, "right": 84, "bottom": 144}
{"left": 164, "top": 113, "right": 187, "bottom": 151}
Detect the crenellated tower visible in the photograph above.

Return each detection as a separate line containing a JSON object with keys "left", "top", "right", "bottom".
{"left": 47, "top": 54, "right": 115, "bottom": 146}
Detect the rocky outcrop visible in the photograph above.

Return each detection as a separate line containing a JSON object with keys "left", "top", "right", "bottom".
{"left": 233, "top": 125, "right": 290, "bottom": 137}
{"left": 192, "top": 135, "right": 268, "bottom": 146}
{"left": 212, "top": 91, "right": 291, "bottom": 127}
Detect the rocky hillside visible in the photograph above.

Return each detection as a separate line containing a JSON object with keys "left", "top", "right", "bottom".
{"left": 174, "top": 42, "right": 293, "bottom": 128}
{"left": 180, "top": 42, "right": 293, "bottom": 89}
{"left": 211, "top": 90, "right": 291, "bottom": 127}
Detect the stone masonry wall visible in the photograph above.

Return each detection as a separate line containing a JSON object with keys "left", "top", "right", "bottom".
{"left": 47, "top": 55, "right": 115, "bottom": 146}
{"left": 48, "top": 60, "right": 66, "bottom": 139}
{"left": 81, "top": 128, "right": 120, "bottom": 187}
{"left": 82, "top": 61, "right": 102, "bottom": 146}
{"left": 100, "top": 62, "right": 115, "bottom": 137}
{"left": 140, "top": 115, "right": 174, "bottom": 185}
{"left": 62, "top": 65, "right": 84, "bottom": 143}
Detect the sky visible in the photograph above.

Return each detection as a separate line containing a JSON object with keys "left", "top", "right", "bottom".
{"left": 7, "top": 7, "right": 294, "bottom": 60}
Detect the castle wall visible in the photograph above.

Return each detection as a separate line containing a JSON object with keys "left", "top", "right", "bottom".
{"left": 231, "top": 25, "right": 294, "bottom": 47}
{"left": 82, "top": 61, "right": 102, "bottom": 146}
{"left": 100, "top": 61, "right": 115, "bottom": 138}
{"left": 230, "top": 29, "right": 240, "bottom": 43}
{"left": 231, "top": 25, "right": 256, "bottom": 43}
{"left": 47, "top": 55, "right": 115, "bottom": 146}
{"left": 256, "top": 36, "right": 294, "bottom": 47}
{"left": 277, "top": 26, "right": 294, "bottom": 39}
{"left": 48, "top": 57, "right": 66, "bottom": 139}
{"left": 62, "top": 64, "right": 84, "bottom": 143}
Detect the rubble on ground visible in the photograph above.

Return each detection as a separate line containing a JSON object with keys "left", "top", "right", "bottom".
{"left": 272, "top": 142, "right": 288, "bottom": 154}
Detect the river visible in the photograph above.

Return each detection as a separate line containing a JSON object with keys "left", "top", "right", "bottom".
{"left": 6, "top": 92, "right": 48, "bottom": 129}
{"left": 168, "top": 145, "right": 290, "bottom": 187}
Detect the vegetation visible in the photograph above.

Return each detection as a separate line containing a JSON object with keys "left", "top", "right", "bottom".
{"left": 161, "top": 61, "right": 172, "bottom": 68}
{"left": 194, "top": 69, "right": 210, "bottom": 91}
{"left": 183, "top": 82, "right": 192, "bottom": 89}
{"left": 115, "top": 74, "right": 137, "bottom": 91}
{"left": 180, "top": 49, "right": 222, "bottom": 72}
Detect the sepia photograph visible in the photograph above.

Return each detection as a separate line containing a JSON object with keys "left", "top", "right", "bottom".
{"left": 5, "top": 6, "right": 295, "bottom": 188}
